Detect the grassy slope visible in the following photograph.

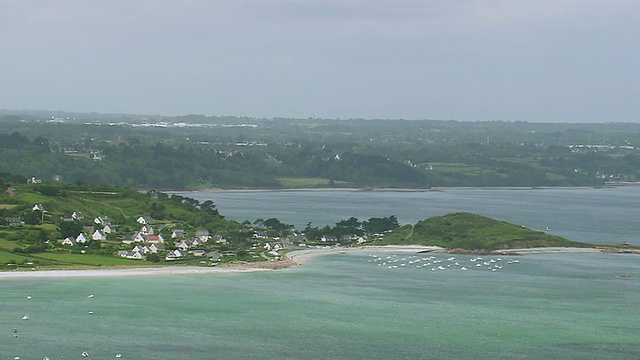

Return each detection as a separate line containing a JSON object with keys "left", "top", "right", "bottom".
{"left": 379, "top": 212, "right": 589, "bottom": 250}
{"left": 0, "top": 183, "right": 241, "bottom": 269}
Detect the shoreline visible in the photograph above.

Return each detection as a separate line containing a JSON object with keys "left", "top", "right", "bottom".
{"left": 1, "top": 246, "right": 636, "bottom": 279}
{"left": 0, "top": 264, "right": 276, "bottom": 279}
{"left": 285, "top": 245, "right": 445, "bottom": 265}
{"left": 169, "top": 185, "right": 625, "bottom": 194}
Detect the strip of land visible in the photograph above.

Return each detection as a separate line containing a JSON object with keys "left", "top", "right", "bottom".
{"left": 286, "top": 245, "right": 444, "bottom": 265}
{"left": 0, "top": 245, "right": 636, "bottom": 279}
{"left": 0, "top": 265, "right": 274, "bottom": 279}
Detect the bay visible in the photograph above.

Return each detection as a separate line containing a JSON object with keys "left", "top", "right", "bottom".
{"left": 183, "top": 186, "right": 640, "bottom": 246}
{"left": 2, "top": 187, "right": 640, "bottom": 359}
{"left": 2, "top": 252, "right": 640, "bottom": 359}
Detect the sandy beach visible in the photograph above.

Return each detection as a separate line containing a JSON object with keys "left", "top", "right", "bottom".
{"left": 285, "top": 245, "right": 445, "bottom": 265}
{"left": 0, "top": 245, "right": 634, "bottom": 279}
{"left": 0, "top": 246, "right": 441, "bottom": 279}
{"left": 0, "top": 265, "right": 275, "bottom": 279}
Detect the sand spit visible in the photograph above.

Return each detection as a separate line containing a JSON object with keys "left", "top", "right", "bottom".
{"left": 0, "top": 265, "right": 274, "bottom": 279}
{"left": 1, "top": 246, "right": 637, "bottom": 279}
{"left": 286, "top": 245, "right": 445, "bottom": 265}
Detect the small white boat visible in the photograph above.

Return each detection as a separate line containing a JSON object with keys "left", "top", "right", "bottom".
{"left": 82, "top": 352, "right": 90, "bottom": 357}
{"left": 21, "top": 315, "right": 29, "bottom": 320}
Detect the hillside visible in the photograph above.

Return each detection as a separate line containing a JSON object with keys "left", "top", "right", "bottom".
{"left": 379, "top": 212, "right": 589, "bottom": 250}
{"left": 0, "top": 179, "right": 256, "bottom": 270}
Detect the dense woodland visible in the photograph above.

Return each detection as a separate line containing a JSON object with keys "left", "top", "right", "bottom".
{"left": 3, "top": 110, "right": 640, "bottom": 189}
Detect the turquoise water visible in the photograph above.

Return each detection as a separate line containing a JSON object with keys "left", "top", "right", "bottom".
{"left": 3, "top": 188, "right": 640, "bottom": 358}
{"left": 2, "top": 252, "right": 640, "bottom": 359}
{"left": 185, "top": 187, "right": 640, "bottom": 246}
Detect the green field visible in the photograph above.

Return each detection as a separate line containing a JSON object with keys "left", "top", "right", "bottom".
{"left": 429, "top": 163, "right": 484, "bottom": 173}
{"left": 0, "top": 250, "right": 32, "bottom": 264}
{"left": 32, "top": 253, "right": 140, "bottom": 266}
{"left": 0, "top": 238, "right": 18, "bottom": 251}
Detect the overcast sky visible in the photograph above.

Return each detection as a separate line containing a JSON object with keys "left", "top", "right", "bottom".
{"left": 1, "top": 0, "right": 638, "bottom": 122}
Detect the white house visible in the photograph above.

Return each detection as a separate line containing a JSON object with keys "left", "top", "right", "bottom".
{"left": 191, "top": 249, "right": 206, "bottom": 257}
{"left": 149, "top": 243, "right": 165, "bottom": 253}
{"left": 189, "top": 237, "right": 204, "bottom": 247}
{"left": 165, "top": 249, "right": 183, "bottom": 261}
{"left": 61, "top": 237, "right": 76, "bottom": 246}
{"left": 176, "top": 240, "right": 191, "bottom": 251}
{"left": 171, "top": 229, "right": 185, "bottom": 239}
{"left": 94, "top": 216, "right": 110, "bottom": 225}
{"left": 76, "top": 233, "right": 90, "bottom": 244}
{"left": 254, "top": 230, "right": 269, "bottom": 239}
{"left": 140, "top": 225, "right": 154, "bottom": 235}
{"left": 102, "top": 224, "right": 113, "bottom": 234}
{"left": 195, "top": 229, "right": 211, "bottom": 242}
{"left": 126, "top": 251, "right": 144, "bottom": 260}
{"left": 71, "top": 211, "right": 84, "bottom": 221}
{"left": 137, "top": 216, "right": 154, "bottom": 225}
{"left": 92, "top": 230, "right": 107, "bottom": 241}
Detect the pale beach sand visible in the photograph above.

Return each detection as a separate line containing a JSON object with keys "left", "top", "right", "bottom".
{"left": 0, "top": 265, "right": 273, "bottom": 279}
{"left": 0, "top": 246, "right": 634, "bottom": 279}
{"left": 285, "top": 245, "right": 445, "bottom": 265}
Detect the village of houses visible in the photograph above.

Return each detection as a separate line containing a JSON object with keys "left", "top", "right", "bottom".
{"left": 28, "top": 205, "right": 293, "bottom": 263}
{"left": 4, "top": 195, "right": 368, "bottom": 265}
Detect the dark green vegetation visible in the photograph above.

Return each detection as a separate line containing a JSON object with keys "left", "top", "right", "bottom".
{"left": 3, "top": 110, "right": 640, "bottom": 189}
{"left": 0, "top": 109, "right": 628, "bottom": 269}
{"left": 0, "top": 176, "right": 249, "bottom": 269}
{"left": 378, "top": 212, "right": 588, "bottom": 250}
{"left": 0, "top": 174, "right": 404, "bottom": 269}
{"left": 1, "top": 171, "right": 597, "bottom": 270}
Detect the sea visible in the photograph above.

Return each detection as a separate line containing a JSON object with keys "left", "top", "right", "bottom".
{"left": 2, "top": 187, "right": 640, "bottom": 359}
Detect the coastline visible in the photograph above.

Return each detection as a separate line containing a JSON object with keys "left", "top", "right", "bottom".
{"left": 1, "top": 246, "right": 636, "bottom": 279}
{"left": 285, "top": 245, "right": 445, "bottom": 265}
{"left": 0, "top": 264, "right": 275, "bottom": 279}
{"left": 168, "top": 184, "right": 634, "bottom": 194}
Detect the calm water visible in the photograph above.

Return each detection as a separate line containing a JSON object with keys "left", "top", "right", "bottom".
{"left": 185, "top": 186, "right": 640, "bottom": 246}
{"left": 2, "top": 253, "right": 640, "bottom": 359}
{"left": 2, "top": 188, "right": 640, "bottom": 359}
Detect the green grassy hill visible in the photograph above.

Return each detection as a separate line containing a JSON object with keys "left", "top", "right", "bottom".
{"left": 0, "top": 180, "right": 250, "bottom": 270}
{"left": 379, "top": 212, "right": 589, "bottom": 250}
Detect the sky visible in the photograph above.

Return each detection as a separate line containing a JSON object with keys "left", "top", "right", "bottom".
{"left": 0, "top": 0, "right": 638, "bottom": 122}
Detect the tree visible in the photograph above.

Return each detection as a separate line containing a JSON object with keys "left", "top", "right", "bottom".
{"left": 58, "top": 221, "right": 84, "bottom": 238}
{"left": 262, "top": 218, "right": 293, "bottom": 234}
{"left": 363, "top": 215, "right": 400, "bottom": 234}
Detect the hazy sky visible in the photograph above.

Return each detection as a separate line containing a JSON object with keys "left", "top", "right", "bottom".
{"left": 1, "top": 0, "right": 638, "bottom": 122}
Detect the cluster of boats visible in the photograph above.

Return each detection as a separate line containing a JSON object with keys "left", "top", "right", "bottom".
{"left": 366, "top": 253, "right": 521, "bottom": 272}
